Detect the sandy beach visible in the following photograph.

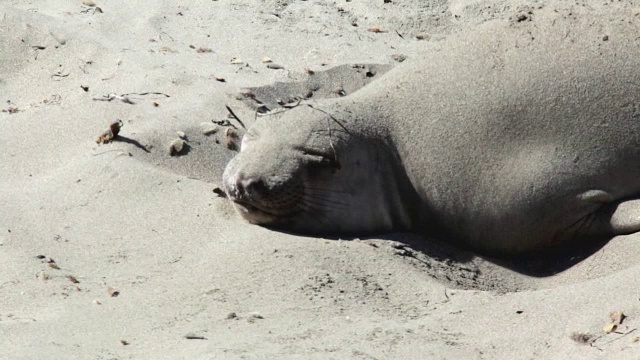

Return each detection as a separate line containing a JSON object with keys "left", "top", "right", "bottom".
{"left": 2, "top": 1, "right": 640, "bottom": 358}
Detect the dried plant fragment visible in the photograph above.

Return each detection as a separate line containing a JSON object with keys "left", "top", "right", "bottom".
{"left": 602, "top": 311, "right": 626, "bottom": 334}
{"left": 213, "top": 187, "right": 226, "bottom": 198}
{"left": 603, "top": 323, "right": 617, "bottom": 334}
{"left": 3, "top": 106, "right": 19, "bottom": 114}
{"left": 196, "top": 47, "right": 213, "bottom": 53}
{"left": 67, "top": 275, "right": 80, "bottom": 284}
{"left": 368, "top": 26, "right": 388, "bottom": 33}
{"left": 96, "top": 120, "right": 123, "bottom": 144}
{"left": 159, "top": 47, "right": 177, "bottom": 54}
{"left": 415, "top": 33, "right": 430, "bottom": 40}
{"left": 610, "top": 311, "right": 626, "bottom": 326}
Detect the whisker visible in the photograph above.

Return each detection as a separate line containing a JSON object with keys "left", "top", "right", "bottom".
{"left": 301, "top": 197, "right": 344, "bottom": 210}
{"left": 297, "top": 202, "right": 332, "bottom": 226}
{"left": 302, "top": 193, "right": 348, "bottom": 206}
{"left": 301, "top": 194, "right": 347, "bottom": 207}
{"left": 303, "top": 185, "right": 348, "bottom": 194}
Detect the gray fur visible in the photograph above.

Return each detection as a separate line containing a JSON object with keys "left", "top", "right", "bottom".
{"left": 224, "top": 8, "right": 640, "bottom": 255}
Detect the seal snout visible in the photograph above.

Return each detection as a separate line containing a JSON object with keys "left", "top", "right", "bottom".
{"left": 227, "top": 172, "right": 267, "bottom": 201}
{"left": 224, "top": 170, "right": 304, "bottom": 221}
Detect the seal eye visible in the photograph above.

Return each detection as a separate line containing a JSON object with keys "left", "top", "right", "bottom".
{"left": 303, "top": 150, "right": 341, "bottom": 175}
{"left": 321, "top": 156, "right": 341, "bottom": 171}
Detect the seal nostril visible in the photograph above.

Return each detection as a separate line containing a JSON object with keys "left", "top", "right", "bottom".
{"left": 241, "top": 177, "right": 267, "bottom": 196}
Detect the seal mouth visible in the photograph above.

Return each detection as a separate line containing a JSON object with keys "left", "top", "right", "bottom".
{"left": 230, "top": 198, "right": 296, "bottom": 225}
{"left": 232, "top": 199, "right": 274, "bottom": 216}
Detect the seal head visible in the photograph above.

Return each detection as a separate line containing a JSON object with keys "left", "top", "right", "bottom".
{"left": 222, "top": 105, "right": 415, "bottom": 235}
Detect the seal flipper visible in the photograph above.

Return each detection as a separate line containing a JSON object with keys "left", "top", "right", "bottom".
{"left": 602, "top": 199, "right": 640, "bottom": 235}
{"left": 581, "top": 199, "right": 640, "bottom": 237}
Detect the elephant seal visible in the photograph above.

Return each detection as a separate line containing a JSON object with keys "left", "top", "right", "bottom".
{"left": 222, "top": 8, "right": 640, "bottom": 255}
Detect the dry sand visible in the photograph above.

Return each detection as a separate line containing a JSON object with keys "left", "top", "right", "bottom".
{"left": 2, "top": 1, "right": 640, "bottom": 359}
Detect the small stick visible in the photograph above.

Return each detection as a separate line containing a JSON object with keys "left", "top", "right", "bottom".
{"left": 225, "top": 105, "right": 246, "bottom": 129}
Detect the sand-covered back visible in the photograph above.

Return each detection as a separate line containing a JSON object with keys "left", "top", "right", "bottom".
{"left": 2, "top": 1, "right": 640, "bottom": 359}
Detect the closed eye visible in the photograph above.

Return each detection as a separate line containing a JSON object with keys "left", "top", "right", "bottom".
{"left": 302, "top": 149, "right": 341, "bottom": 172}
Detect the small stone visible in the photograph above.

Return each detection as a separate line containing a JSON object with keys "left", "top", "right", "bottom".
{"left": 168, "top": 139, "right": 186, "bottom": 156}
{"left": 176, "top": 131, "right": 187, "bottom": 140}
{"left": 247, "top": 313, "right": 264, "bottom": 323}
{"left": 225, "top": 128, "right": 241, "bottom": 151}
{"left": 391, "top": 54, "right": 407, "bottom": 62}
{"left": 107, "top": 286, "right": 120, "bottom": 297}
{"left": 226, "top": 312, "right": 238, "bottom": 320}
{"left": 201, "top": 123, "right": 219, "bottom": 136}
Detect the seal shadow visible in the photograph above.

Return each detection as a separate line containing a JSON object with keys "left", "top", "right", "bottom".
{"left": 270, "top": 227, "right": 609, "bottom": 278}
{"left": 385, "top": 233, "right": 610, "bottom": 278}
{"left": 486, "top": 238, "right": 610, "bottom": 277}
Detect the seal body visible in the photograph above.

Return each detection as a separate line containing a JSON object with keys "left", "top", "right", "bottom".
{"left": 223, "top": 8, "right": 640, "bottom": 255}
